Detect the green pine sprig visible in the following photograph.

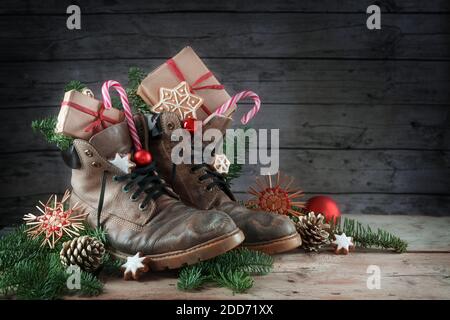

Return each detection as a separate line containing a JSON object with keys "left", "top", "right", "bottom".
{"left": 212, "top": 267, "right": 254, "bottom": 294}
{"left": 64, "top": 80, "right": 87, "bottom": 93}
{"left": 0, "top": 224, "right": 120, "bottom": 299}
{"left": 31, "top": 117, "right": 73, "bottom": 151}
{"left": 177, "top": 265, "right": 210, "bottom": 291}
{"left": 127, "top": 67, "right": 149, "bottom": 113}
{"left": 177, "top": 248, "right": 273, "bottom": 293}
{"left": 332, "top": 217, "right": 408, "bottom": 253}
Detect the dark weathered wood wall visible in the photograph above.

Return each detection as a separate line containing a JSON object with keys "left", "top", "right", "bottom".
{"left": 0, "top": 0, "right": 449, "bottom": 226}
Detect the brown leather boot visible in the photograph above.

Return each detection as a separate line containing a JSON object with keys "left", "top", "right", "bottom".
{"left": 146, "top": 112, "right": 301, "bottom": 254}
{"left": 69, "top": 119, "right": 244, "bottom": 271}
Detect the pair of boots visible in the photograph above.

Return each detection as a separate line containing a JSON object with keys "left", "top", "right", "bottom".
{"left": 69, "top": 112, "right": 300, "bottom": 271}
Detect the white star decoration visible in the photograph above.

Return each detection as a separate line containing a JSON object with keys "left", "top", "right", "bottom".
{"left": 121, "top": 252, "right": 150, "bottom": 280}
{"left": 332, "top": 233, "right": 354, "bottom": 255}
{"left": 211, "top": 154, "right": 231, "bottom": 174}
{"left": 151, "top": 81, "right": 203, "bottom": 120}
{"left": 108, "top": 153, "right": 136, "bottom": 174}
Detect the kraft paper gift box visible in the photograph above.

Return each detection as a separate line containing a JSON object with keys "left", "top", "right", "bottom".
{"left": 137, "top": 46, "right": 235, "bottom": 120}
{"left": 56, "top": 89, "right": 125, "bottom": 140}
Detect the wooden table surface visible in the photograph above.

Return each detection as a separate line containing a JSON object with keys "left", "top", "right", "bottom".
{"left": 72, "top": 215, "right": 450, "bottom": 300}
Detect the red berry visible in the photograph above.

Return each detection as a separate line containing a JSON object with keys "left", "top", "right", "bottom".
{"left": 134, "top": 150, "right": 152, "bottom": 166}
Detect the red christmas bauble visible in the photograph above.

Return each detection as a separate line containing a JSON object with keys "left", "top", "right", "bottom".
{"left": 305, "top": 196, "right": 341, "bottom": 223}
{"left": 182, "top": 117, "right": 198, "bottom": 133}
{"left": 133, "top": 150, "right": 152, "bottom": 166}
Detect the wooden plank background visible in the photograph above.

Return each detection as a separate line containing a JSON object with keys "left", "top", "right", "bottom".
{"left": 0, "top": 0, "right": 449, "bottom": 226}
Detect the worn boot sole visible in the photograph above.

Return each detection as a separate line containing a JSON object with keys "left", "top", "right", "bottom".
{"left": 242, "top": 233, "right": 301, "bottom": 255}
{"left": 108, "top": 229, "right": 245, "bottom": 271}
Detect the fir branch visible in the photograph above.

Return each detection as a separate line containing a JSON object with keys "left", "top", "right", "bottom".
{"left": 212, "top": 267, "right": 253, "bottom": 294}
{"left": 0, "top": 225, "right": 43, "bottom": 271}
{"left": 333, "top": 217, "right": 408, "bottom": 253}
{"left": 101, "top": 253, "right": 123, "bottom": 277}
{"left": 64, "top": 80, "right": 86, "bottom": 92}
{"left": 127, "top": 67, "right": 149, "bottom": 113}
{"left": 225, "top": 163, "right": 243, "bottom": 183}
{"left": 78, "top": 272, "right": 104, "bottom": 296}
{"left": 127, "top": 88, "right": 149, "bottom": 114}
{"left": 211, "top": 248, "right": 273, "bottom": 275}
{"left": 177, "top": 265, "right": 210, "bottom": 291}
{"left": 0, "top": 226, "right": 110, "bottom": 299}
{"left": 128, "top": 67, "right": 146, "bottom": 89}
{"left": 31, "top": 117, "right": 73, "bottom": 151}
{"left": 177, "top": 248, "right": 273, "bottom": 293}
{"left": 111, "top": 96, "right": 123, "bottom": 110}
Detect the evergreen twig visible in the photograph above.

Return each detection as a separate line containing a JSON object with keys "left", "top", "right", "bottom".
{"left": 212, "top": 267, "right": 254, "bottom": 294}
{"left": 333, "top": 217, "right": 408, "bottom": 253}
{"left": 127, "top": 67, "right": 149, "bottom": 113}
{"left": 177, "top": 265, "right": 210, "bottom": 291}
{"left": 0, "top": 224, "right": 120, "bottom": 299}
{"left": 31, "top": 117, "right": 73, "bottom": 151}
{"left": 64, "top": 80, "right": 86, "bottom": 93}
{"left": 177, "top": 248, "right": 273, "bottom": 293}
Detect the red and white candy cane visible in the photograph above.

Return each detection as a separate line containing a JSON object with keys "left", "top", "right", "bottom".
{"left": 213, "top": 91, "right": 260, "bottom": 125}
{"left": 101, "top": 80, "right": 142, "bottom": 151}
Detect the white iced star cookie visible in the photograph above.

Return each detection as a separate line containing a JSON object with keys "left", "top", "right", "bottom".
{"left": 332, "top": 233, "right": 354, "bottom": 255}
{"left": 121, "top": 252, "right": 150, "bottom": 280}
{"left": 151, "top": 81, "right": 203, "bottom": 120}
{"left": 108, "top": 153, "right": 136, "bottom": 174}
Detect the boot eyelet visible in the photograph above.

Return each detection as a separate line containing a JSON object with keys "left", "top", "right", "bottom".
{"left": 122, "top": 185, "right": 130, "bottom": 193}
{"left": 167, "top": 123, "right": 175, "bottom": 130}
{"left": 91, "top": 161, "right": 101, "bottom": 168}
{"left": 205, "top": 187, "right": 213, "bottom": 192}
{"left": 139, "top": 203, "right": 148, "bottom": 211}
{"left": 112, "top": 175, "right": 118, "bottom": 181}
{"left": 84, "top": 149, "right": 93, "bottom": 157}
{"left": 130, "top": 194, "right": 139, "bottom": 201}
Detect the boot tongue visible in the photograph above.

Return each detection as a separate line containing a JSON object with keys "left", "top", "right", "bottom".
{"left": 89, "top": 121, "right": 132, "bottom": 158}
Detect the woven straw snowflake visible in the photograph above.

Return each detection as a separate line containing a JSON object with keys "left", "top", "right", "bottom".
{"left": 23, "top": 190, "right": 88, "bottom": 248}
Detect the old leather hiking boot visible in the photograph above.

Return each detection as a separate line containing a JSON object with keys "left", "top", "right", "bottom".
{"left": 145, "top": 112, "right": 301, "bottom": 254}
{"left": 69, "top": 120, "right": 244, "bottom": 271}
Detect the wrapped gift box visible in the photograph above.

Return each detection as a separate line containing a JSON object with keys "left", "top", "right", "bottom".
{"left": 137, "top": 46, "right": 235, "bottom": 120}
{"left": 56, "top": 89, "right": 124, "bottom": 140}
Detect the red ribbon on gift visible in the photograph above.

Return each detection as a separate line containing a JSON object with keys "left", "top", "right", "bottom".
{"left": 166, "top": 58, "right": 224, "bottom": 116}
{"left": 61, "top": 100, "right": 120, "bottom": 133}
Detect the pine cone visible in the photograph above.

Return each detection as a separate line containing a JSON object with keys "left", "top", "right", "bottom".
{"left": 296, "top": 212, "right": 331, "bottom": 252}
{"left": 60, "top": 236, "right": 105, "bottom": 272}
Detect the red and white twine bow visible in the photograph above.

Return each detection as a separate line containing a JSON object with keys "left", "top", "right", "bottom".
{"left": 101, "top": 80, "right": 142, "bottom": 151}
{"left": 213, "top": 91, "right": 261, "bottom": 125}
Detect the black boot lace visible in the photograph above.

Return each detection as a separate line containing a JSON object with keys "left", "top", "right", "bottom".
{"left": 171, "top": 155, "right": 234, "bottom": 200}
{"left": 113, "top": 162, "right": 171, "bottom": 210}
{"left": 189, "top": 163, "right": 231, "bottom": 192}
{"left": 96, "top": 162, "right": 173, "bottom": 228}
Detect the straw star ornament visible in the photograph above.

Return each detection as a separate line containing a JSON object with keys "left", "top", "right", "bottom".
{"left": 247, "top": 172, "right": 305, "bottom": 217}
{"left": 23, "top": 190, "right": 88, "bottom": 248}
